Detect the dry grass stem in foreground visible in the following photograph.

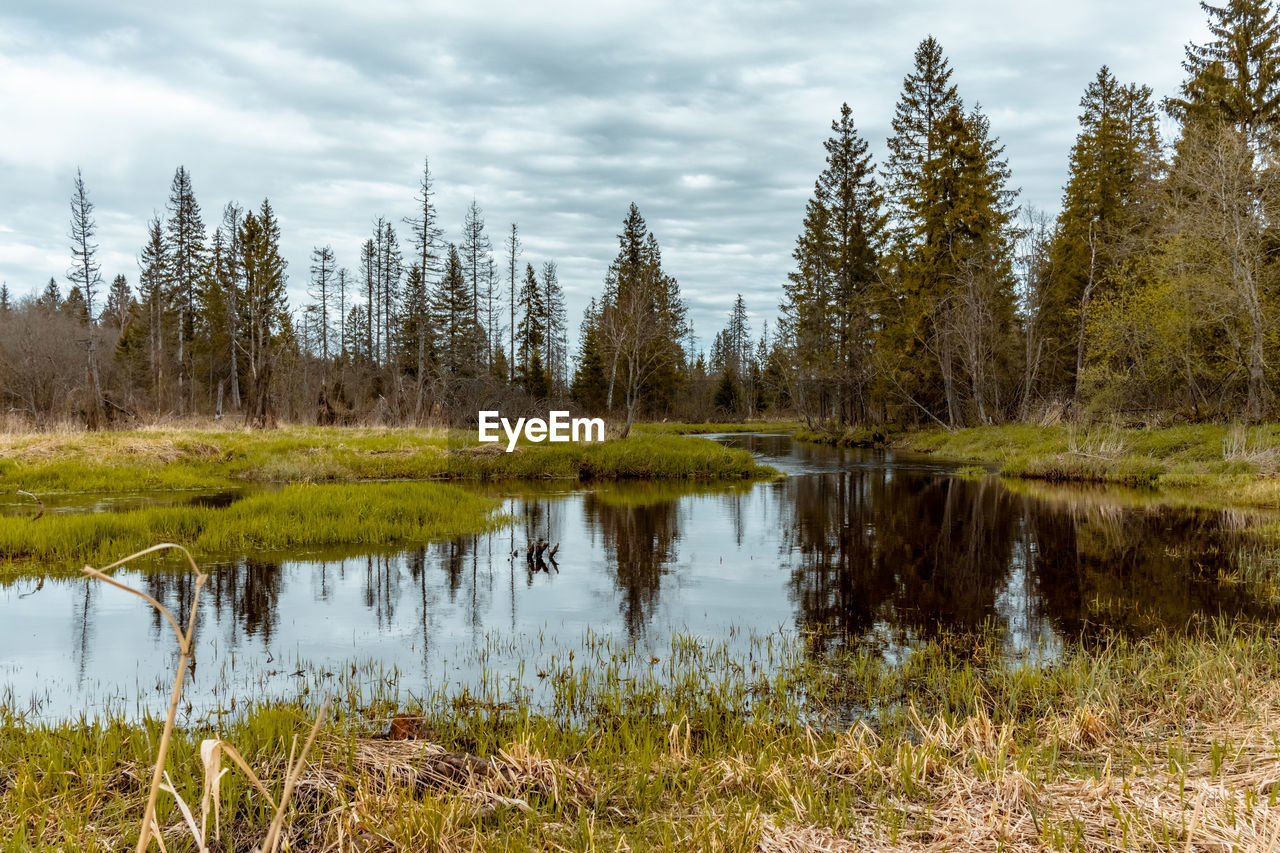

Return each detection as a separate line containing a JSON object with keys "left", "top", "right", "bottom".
{"left": 82, "top": 543, "right": 328, "bottom": 852}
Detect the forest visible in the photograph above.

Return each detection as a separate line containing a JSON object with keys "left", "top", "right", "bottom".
{"left": 2, "top": 0, "right": 1279, "bottom": 432}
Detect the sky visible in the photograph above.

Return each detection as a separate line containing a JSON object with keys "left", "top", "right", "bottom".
{"left": 0, "top": 0, "right": 1210, "bottom": 355}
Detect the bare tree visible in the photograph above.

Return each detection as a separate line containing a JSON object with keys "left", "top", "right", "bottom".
{"left": 1169, "top": 122, "right": 1276, "bottom": 420}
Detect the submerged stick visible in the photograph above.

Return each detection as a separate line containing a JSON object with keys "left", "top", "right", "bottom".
{"left": 17, "top": 489, "right": 43, "bottom": 521}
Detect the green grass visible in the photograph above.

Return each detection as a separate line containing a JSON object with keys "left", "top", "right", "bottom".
{"left": 0, "top": 427, "right": 775, "bottom": 495}
{"left": 0, "top": 481, "right": 505, "bottom": 581}
{"left": 789, "top": 422, "right": 1280, "bottom": 508}
{"left": 793, "top": 425, "right": 897, "bottom": 447}
{"left": 4, "top": 619, "right": 1280, "bottom": 850}
{"left": 633, "top": 420, "right": 802, "bottom": 436}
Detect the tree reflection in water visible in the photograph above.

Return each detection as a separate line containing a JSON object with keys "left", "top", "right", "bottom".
{"left": 121, "top": 440, "right": 1280, "bottom": 671}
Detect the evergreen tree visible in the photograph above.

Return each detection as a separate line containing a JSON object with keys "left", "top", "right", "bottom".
{"left": 378, "top": 219, "right": 402, "bottom": 365}
{"left": 196, "top": 226, "right": 234, "bottom": 412}
{"left": 220, "top": 202, "right": 245, "bottom": 410}
{"left": 38, "top": 277, "right": 61, "bottom": 311}
{"left": 571, "top": 298, "right": 609, "bottom": 413}
{"left": 104, "top": 274, "right": 131, "bottom": 329}
{"left": 597, "top": 204, "right": 689, "bottom": 433}
{"left": 68, "top": 168, "right": 104, "bottom": 427}
{"left": 1043, "top": 67, "right": 1164, "bottom": 401}
{"left": 240, "top": 199, "right": 288, "bottom": 427}
{"left": 781, "top": 103, "right": 885, "bottom": 425}
{"left": 165, "top": 166, "right": 206, "bottom": 412}
{"left": 461, "top": 200, "right": 493, "bottom": 363}
{"left": 403, "top": 156, "right": 443, "bottom": 295}
{"left": 0, "top": 283, "right": 10, "bottom": 314}
{"left": 360, "top": 237, "right": 376, "bottom": 363}
{"left": 506, "top": 223, "right": 520, "bottom": 383}
{"left": 541, "top": 260, "right": 567, "bottom": 390}
{"left": 1167, "top": 0, "right": 1280, "bottom": 153}
{"left": 880, "top": 38, "right": 1019, "bottom": 425}
{"left": 135, "top": 216, "right": 169, "bottom": 405}
{"left": 309, "top": 245, "right": 336, "bottom": 361}
{"left": 432, "top": 244, "right": 482, "bottom": 376}
{"left": 516, "top": 262, "right": 548, "bottom": 393}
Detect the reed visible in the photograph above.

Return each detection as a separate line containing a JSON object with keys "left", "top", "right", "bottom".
{"left": 5, "top": 618, "right": 1280, "bottom": 850}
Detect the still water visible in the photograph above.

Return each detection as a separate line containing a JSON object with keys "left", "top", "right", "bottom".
{"left": 2, "top": 434, "right": 1277, "bottom": 719}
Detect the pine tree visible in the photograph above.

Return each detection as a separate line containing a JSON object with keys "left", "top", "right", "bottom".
{"left": 1043, "top": 67, "right": 1163, "bottom": 401}
{"left": 378, "top": 219, "right": 402, "bottom": 365}
{"left": 404, "top": 157, "right": 443, "bottom": 292}
{"left": 220, "top": 203, "right": 245, "bottom": 410}
{"left": 68, "top": 168, "right": 105, "bottom": 428}
{"left": 516, "top": 262, "right": 548, "bottom": 393}
{"left": 781, "top": 103, "right": 885, "bottom": 425}
{"left": 880, "top": 38, "right": 1019, "bottom": 425}
{"left": 1167, "top": 0, "right": 1280, "bottom": 153}
{"left": 360, "top": 237, "right": 376, "bottom": 363}
{"left": 165, "top": 166, "right": 206, "bottom": 413}
{"left": 506, "top": 223, "right": 521, "bottom": 383}
{"left": 541, "top": 260, "right": 567, "bottom": 390}
{"left": 135, "top": 216, "right": 169, "bottom": 405}
{"left": 309, "top": 245, "right": 336, "bottom": 361}
{"left": 240, "top": 199, "right": 288, "bottom": 427}
{"left": 432, "top": 244, "right": 481, "bottom": 376}
{"left": 570, "top": 298, "right": 608, "bottom": 412}
{"left": 597, "top": 204, "right": 689, "bottom": 433}
{"left": 104, "top": 274, "right": 131, "bottom": 329}
{"left": 398, "top": 261, "right": 435, "bottom": 418}
{"left": 197, "top": 226, "right": 234, "bottom": 413}
{"left": 461, "top": 201, "right": 493, "bottom": 364}
{"left": 0, "top": 282, "right": 10, "bottom": 314}
{"left": 38, "top": 277, "right": 61, "bottom": 311}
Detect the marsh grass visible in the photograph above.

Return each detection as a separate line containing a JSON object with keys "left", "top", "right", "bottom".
{"left": 0, "top": 481, "right": 506, "bottom": 581}
{"left": 809, "top": 422, "right": 1280, "bottom": 505}
{"left": 72, "top": 544, "right": 328, "bottom": 852}
{"left": 0, "top": 427, "right": 774, "bottom": 496}
{"left": 6, "top": 619, "right": 1280, "bottom": 849}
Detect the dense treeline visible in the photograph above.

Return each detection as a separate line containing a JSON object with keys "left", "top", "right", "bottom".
{"left": 4, "top": 0, "right": 1280, "bottom": 430}
{"left": 779, "top": 0, "right": 1280, "bottom": 427}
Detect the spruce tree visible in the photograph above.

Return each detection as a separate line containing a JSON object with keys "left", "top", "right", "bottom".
{"left": 541, "top": 260, "right": 567, "bottom": 390}
{"left": 240, "top": 199, "right": 288, "bottom": 427}
{"left": 68, "top": 168, "right": 104, "bottom": 427}
{"left": 506, "top": 223, "right": 520, "bottom": 383}
{"left": 165, "top": 166, "right": 206, "bottom": 413}
{"left": 432, "top": 244, "right": 481, "bottom": 376}
{"left": 309, "top": 246, "right": 336, "bottom": 361}
{"left": 781, "top": 103, "right": 884, "bottom": 425}
{"left": 516, "top": 262, "right": 548, "bottom": 392}
{"left": 1168, "top": 0, "right": 1280, "bottom": 153}
{"left": 1043, "top": 67, "right": 1163, "bottom": 401}
{"left": 571, "top": 298, "right": 608, "bottom": 412}
{"left": 104, "top": 274, "right": 131, "bottom": 329}
{"left": 461, "top": 200, "right": 493, "bottom": 361}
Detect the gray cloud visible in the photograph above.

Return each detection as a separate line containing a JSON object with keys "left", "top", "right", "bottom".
{"left": 0, "top": 0, "right": 1208, "bottom": 352}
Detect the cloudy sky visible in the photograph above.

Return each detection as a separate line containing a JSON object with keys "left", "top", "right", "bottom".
{"left": 0, "top": 0, "right": 1208, "bottom": 353}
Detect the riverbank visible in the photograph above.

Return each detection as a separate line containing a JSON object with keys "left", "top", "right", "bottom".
{"left": 3, "top": 619, "right": 1276, "bottom": 850}
{"left": 0, "top": 426, "right": 775, "bottom": 495}
{"left": 0, "top": 481, "right": 507, "bottom": 580}
{"left": 799, "top": 422, "right": 1280, "bottom": 509}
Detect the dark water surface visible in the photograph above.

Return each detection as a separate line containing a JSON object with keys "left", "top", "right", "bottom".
{"left": 2, "top": 434, "right": 1278, "bottom": 719}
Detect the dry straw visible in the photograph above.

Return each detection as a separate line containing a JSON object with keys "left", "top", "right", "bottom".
{"left": 82, "top": 542, "right": 328, "bottom": 853}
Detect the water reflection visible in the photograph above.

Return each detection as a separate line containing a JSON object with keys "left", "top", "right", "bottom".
{"left": 2, "top": 435, "right": 1278, "bottom": 718}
